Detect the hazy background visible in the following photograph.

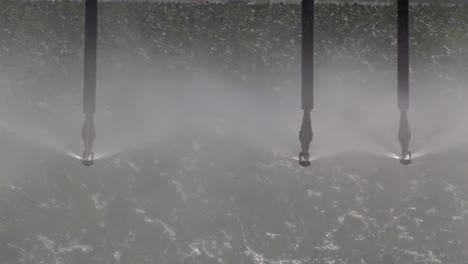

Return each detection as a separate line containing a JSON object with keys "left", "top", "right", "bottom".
{"left": 0, "top": 1, "right": 468, "bottom": 263}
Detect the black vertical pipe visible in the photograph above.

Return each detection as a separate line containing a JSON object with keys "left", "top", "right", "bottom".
{"left": 81, "top": 0, "right": 98, "bottom": 166}
{"left": 84, "top": 0, "right": 97, "bottom": 115}
{"left": 397, "top": 0, "right": 411, "bottom": 165}
{"left": 302, "top": 0, "right": 314, "bottom": 111}
{"left": 298, "top": 0, "right": 314, "bottom": 167}
{"left": 398, "top": 0, "right": 409, "bottom": 111}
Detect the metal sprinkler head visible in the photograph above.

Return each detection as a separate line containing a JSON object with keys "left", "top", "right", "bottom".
{"left": 400, "top": 150, "right": 412, "bottom": 165}
{"left": 81, "top": 114, "right": 95, "bottom": 167}
{"left": 298, "top": 151, "right": 311, "bottom": 167}
{"left": 81, "top": 150, "right": 94, "bottom": 166}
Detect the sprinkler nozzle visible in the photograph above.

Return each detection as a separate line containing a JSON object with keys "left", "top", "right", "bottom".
{"left": 81, "top": 150, "right": 94, "bottom": 166}
{"left": 400, "top": 150, "right": 412, "bottom": 165}
{"left": 398, "top": 110, "right": 411, "bottom": 166}
{"left": 299, "top": 110, "right": 313, "bottom": 167}
{"left": 81, "top": 114, "right": 95, "bottom": 166}
{"left": 298, "top": 152, "right": 311, "bottom": 167}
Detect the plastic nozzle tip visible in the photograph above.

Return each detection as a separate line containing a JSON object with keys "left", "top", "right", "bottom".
{"left": 400, "top": 150, "right": 412, "bottom": 165}
{"left": 299, "top": 152, "right": 311, "bottom": 167}
{"left": 82, "top": 159, "right": 94, "bottom": 166}
{"left": 81, "top": 151, "right": 94, "bottom": 166}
